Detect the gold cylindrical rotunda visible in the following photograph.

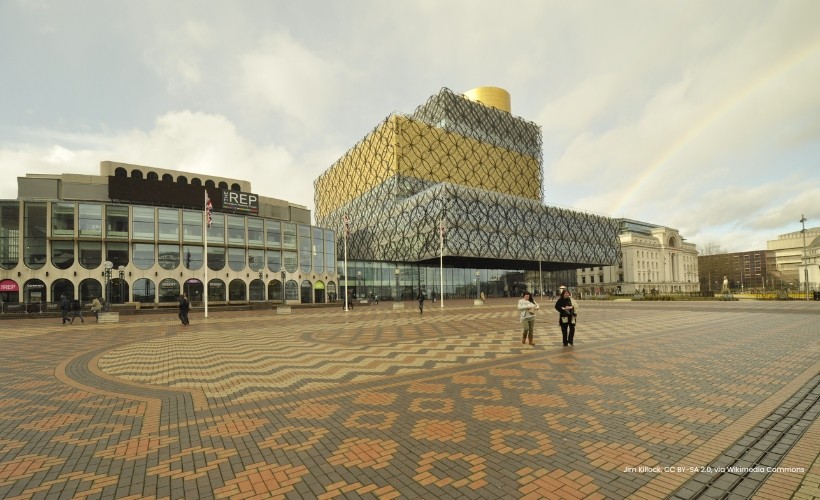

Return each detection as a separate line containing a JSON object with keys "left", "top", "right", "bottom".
{"left": 463, "top": 86, "right": 511, "bottom": 113}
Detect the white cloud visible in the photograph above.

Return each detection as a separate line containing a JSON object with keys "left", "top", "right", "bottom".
{"left": 0, "top": 111, "right": 321, "bottom": 216}
{"left": 235, "top": 33, "right": 354, "bottom": 131}
{"left": 141, "top": 20, "right": 213, "bottom": 91}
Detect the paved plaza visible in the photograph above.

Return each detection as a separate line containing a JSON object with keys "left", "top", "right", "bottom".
{"left": 0, "top": 299, "right": 818, "bottom": 499}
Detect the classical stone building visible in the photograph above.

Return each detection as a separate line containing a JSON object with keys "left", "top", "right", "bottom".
{"left": 577, "top": 219, "right": 700, "bottom": 295}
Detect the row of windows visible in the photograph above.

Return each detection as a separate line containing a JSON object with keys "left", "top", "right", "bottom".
{"left": 9, "top": 277, "right": 338, "bottom": 304}
{"left": 0, "top": 202, "right": 336, "bottom": 273}
{"left": 11, "top": 240, "right": 334, "bottom": 274}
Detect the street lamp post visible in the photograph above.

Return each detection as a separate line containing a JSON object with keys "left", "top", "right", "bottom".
{"left": 800, "top": 214, "right": 809, "bottom": 300}
{"left": 118, "top": 266, "right": 125, "bottom": 303}
{"left": 357, "top": 271, "right": 361, "bottom": 300}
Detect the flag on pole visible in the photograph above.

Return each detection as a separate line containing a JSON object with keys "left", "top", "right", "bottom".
{"left": 205, "top": 194, "right": 213, "bottom": 228}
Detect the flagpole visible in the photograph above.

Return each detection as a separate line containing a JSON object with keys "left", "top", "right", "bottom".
{"left": 343, "top": 213, "right": 349, "bottom": 312}
{"left": 204, "top": 190, "right": 209, "bottom": 318}
{"left": 439, "top": 218, "right": 444, "bottom": 309}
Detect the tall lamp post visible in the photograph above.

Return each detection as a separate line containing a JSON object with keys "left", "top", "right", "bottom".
{"left": 800, "top": 214, "right": 809, "bottom": 300}
{"left": 103, "top": 261, "right": 113, "bottom": 305}
{"left": 357, "top": 271, "right": 361, "bottom": 300}
{"left": 117, "top": 266, "right": 125, "bottom": 303}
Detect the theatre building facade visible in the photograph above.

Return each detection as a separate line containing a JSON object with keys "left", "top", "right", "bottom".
{"left": 0, "top": 161, "right": 338, "bottom": 311}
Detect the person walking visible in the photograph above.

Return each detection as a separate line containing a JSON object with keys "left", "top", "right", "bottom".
{"left": 60, "top": 294, "right": 70, "bottom": 325}
{"left": 518, "top": 291, "right": 539, "bottom": 345}
{"left": 417, "top": 291, "right": 425, "bottom": 314}
{"left": 90, "top": 296, "right": 102, "bottom": 322}
{"left": 554, "top": 289, "right": 576, "bottom": 346}
{"left": 69, "top": 298, "right": 84, "bottom": 324}
{"left": 178, "top": 294, "right": 190, "bottom": 326}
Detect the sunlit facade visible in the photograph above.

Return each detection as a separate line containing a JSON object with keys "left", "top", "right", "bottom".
{"left": 315, "top": 87, "right": 621, "bottom": 299}
{"left": 0, "top": 161, "right": 338, "bottom": 311}
{"left": 577, "top": 219, "right": 700, "bottom": 296}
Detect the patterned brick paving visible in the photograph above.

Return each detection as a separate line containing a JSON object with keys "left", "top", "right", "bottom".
{"left": 0, "top": 299, "right": 817, "bottom": 499}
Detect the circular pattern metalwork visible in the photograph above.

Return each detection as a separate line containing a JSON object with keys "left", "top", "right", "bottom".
{"left": 315, "top": 88, "right": 620, "bottom": 268}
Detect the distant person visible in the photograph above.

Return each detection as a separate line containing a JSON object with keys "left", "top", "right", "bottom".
{"left": 90, "top": 296, "right": 102, "bottom": 322}
{"left": 100, "top": 296, "right": 108, "bottom": 312}
{"left": 518, "top": 291, "right": 539, "bottom": 345}
{"left": 69, "top": 298, "right": 84, "bottom": 324}
{"left": 60, "top": 294, "right": 70, "bottom": 325}
{"left": 555, "top": 289, "right": 576, "bottom": 346}
{"left": 418, "top": 291, "right": 425, "bottom": 314}
{"left": 178, "top": 294, "right": 190, "bottom": 326}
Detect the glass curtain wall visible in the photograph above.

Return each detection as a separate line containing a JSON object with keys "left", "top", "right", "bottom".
{"left": 24, "top": 202, "right": 47, "bottom": 269}
{"left": 338, "top": 261, "right": 531, "bottom": 301}
{"left": 0, "top": 202, "right": 20, "bottom": 270}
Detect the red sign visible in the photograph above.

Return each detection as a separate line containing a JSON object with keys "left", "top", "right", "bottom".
{"left": 0, "top": 280, "right": 20, "bottom": 292}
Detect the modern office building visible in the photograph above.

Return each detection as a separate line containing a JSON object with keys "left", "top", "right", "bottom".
{"left": 767, "top": 225, "right": 820, "bottom": 292}
{"left": 314, "top": 87, "right": 621, "bottom": 299}
{"left": 0, "top": 161, "right": 338, "bottom": 310}
{"left": 576, "top": 219, "right": 700, "bottom": 295}
{"left": 698, "top": 250, "right": 770, "bottom": 292}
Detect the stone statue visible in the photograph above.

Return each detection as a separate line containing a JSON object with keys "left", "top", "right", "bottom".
{"left": 722, "top": 276, "right": 729, "bottom": 293}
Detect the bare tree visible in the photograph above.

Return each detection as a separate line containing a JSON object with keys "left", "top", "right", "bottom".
{"left": 699, "top": 242, "right": 727, "bottom": 256}
{"left": 698, "top": 242, "right": 727, "bottom": 291}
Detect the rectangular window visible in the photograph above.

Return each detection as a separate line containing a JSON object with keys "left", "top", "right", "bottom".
{"left": 207, "top": 213, "right": 225, "bottom": 244}
{"left": 248, "top": 218, "right": 263, "bottom": 246}
{"left": 158, "top": 208, "right": 180, "bottom": 241}
{"left": 282, "top": 222, "right": 296, "bottom": 249}
{"left": 266, "top": 220, "right": 281, "bottom": 247}
{"left": 132, "top": 207, "right": 155, "bottom": 240}
{"left": 324, "top": 229, "right": 335, "bottom": 274}
{"left": 267, "top": 249, "right": 282, "bottom": 272}
{"left": 106, "top": 242, "right": 129, "bottom": 268}
{"left": 182, "top": 210, "right": 202, "bottom": 243}
{"left": 312, "top": 227, "right": 324, "bottom": 273}
{"left": 0, "top": 202, "right": 21, "bottom": 270}
{"left": 106, "top": 205, "right": 129, "bottom": 239}
{"left": 283, "top": 250, "right": 297, "bottom": 273}
{"left": 24, "top": 202, "right": 47, "bottom": 269}
{"left": 227, "top": 215, "right": 245, "bottom": 245}
{"left": 52, "top": 203, "right": 75, "bottom": 237}
{"left": 78, "top": 203, "right": 102, "bottom": 237}
{"left": 298, "top": 224, "right": 311, "bottom": 272}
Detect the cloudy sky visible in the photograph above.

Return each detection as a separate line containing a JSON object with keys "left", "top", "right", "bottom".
{"left": 1, "top": 0, "right": 818, "bottom": 252}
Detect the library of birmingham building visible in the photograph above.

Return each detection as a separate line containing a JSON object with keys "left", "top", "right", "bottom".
{"left": 0, "top": 87, "right": 622, "bottom": 308}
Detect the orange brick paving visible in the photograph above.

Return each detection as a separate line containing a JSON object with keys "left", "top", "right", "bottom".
{"left": 0, "top": 299, "right": 817, "bottom": 499}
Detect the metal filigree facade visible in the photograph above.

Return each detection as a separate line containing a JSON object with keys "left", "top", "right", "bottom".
{"left": 314, "top": 88, "right": 620, "bottom": 269}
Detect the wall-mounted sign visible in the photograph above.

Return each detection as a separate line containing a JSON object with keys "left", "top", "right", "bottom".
{"left": 222, "top": 189, "right": 259, "bottom": 215}
{"left": 0, "top": 279, "right": 19, "bottom": 292}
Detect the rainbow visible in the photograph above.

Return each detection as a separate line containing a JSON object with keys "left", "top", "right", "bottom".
{"left": 612, "top": 38, "right": 820, "bottom": 216}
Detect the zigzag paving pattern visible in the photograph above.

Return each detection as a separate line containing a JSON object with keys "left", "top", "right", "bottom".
{"left": 0, "top": 299, "right": 818, "bottom": 499}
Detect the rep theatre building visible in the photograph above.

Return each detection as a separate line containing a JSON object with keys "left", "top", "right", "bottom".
{"left": 0, "top": 161, "right": 338, "bottom": 311}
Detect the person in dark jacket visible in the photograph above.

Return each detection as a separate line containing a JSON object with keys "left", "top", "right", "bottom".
{"left": 60, "top": 294, "right": 70, "bottom": 325}
{"left": 69, "top": 298, "right": 84, "bottom": 324}
{"left": 417, "top": 291, "right": 425, "bottom": 314}
{"left": 554, "top": 289, "right": 576, "bottom": 346}
{"left": 178, "top": 294, "right": 190, "bottom": 326}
